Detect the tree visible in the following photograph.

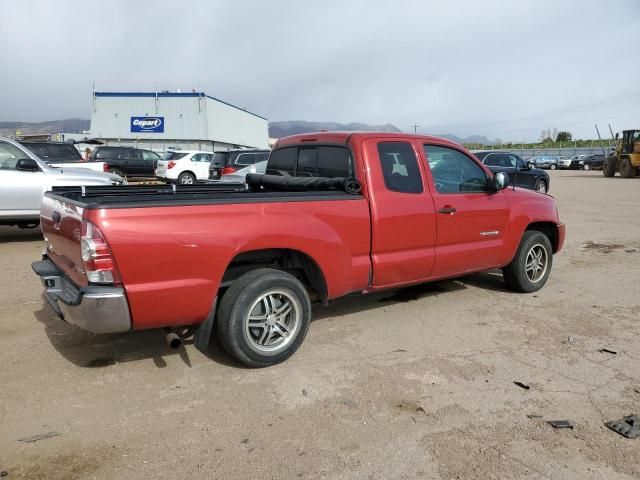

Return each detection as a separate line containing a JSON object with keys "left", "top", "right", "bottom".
{"left": 556, "top": 131, "right": 572, "bottom": 142}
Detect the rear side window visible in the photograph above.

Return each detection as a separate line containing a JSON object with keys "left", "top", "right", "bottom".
{"left": 267, "top": 147, "right": 297, "bottom": 176}
{"left": 46, "top": 144, "right": 81, "bottom": 160}
{"left": 377, "top": 142, "right": 423, "bottom": 193}
{"left": 164, "top": 152, "right": 188, "bottom": 161}
{"left": 267, "top": 146, "right": 353, "bottom": 177}
{"left": 234, "top": 153, "right": 257, "bottom": 166}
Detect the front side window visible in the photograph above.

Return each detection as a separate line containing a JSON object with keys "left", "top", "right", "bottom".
{"left": 424, "top": 145, "right": 488, "bottom": 193}
{"left": 142, "top": 150, "right": 160, "bottom": 161}
{"left": 0, "top": 141, "right": 30, "bottom": 170}
{"left": 482, "top": 153, "right": 508, "bottom": 167}
{"left": 377, "top": 142, "right": 423, "bottom": 193}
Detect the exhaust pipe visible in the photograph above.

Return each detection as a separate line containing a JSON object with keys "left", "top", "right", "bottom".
{"left": 163, "top": 328, "right": 182, "bottom": 349}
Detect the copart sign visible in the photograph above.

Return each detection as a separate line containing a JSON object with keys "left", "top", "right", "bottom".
{"left": 130, "top": 117, "right": 164, "bottom": 133}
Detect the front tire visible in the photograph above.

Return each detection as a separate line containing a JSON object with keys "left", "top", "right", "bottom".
{"left": 603, "top": 158, "right": 616, "bottom": 177}
{"left": 534, "top": 179, "right": 548, "bottom": 193}
{"left": 550, "top": 164, "right": 557, "bottom": 170}
{"left": 583, "top": 163, "right": 591, "bottom": 171}
{"left": 178, "top": 172, "right": 196, "bottom": 184}
{"left": 503, "top": 231, "right": 553, "bottom": 293}
{"left": 620, "top": 158, "right": 636, "bottom": 178}
{"left": 216, "top": 268, "right": 312, "bottom": 367}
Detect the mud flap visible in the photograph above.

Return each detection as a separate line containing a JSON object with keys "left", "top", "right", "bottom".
{"left": 194, "top": 296, "right": 217, "bottom": 353}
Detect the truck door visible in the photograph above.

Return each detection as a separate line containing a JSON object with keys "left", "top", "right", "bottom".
{"left": 364, "top": 139, "right": 437, "bottom": 286}
{"left": 422, "top": 144, "right": 510, "bottom": 276}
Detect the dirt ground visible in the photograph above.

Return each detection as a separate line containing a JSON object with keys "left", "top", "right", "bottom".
{"left": 1, "top": 170, "right": 639, "bottom": 479}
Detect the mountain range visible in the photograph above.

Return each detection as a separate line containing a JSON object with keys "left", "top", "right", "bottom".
{"left": 0, "top": 118, "right": 493, "bottom": 146}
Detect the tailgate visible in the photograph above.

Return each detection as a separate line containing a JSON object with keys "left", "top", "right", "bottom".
{"left": 40, "top": 193, "right": 88, "bottom": 287}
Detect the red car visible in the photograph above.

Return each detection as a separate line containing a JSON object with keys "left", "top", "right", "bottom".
{"left": 33, "top": 132, "right": 565, "bottom": 367}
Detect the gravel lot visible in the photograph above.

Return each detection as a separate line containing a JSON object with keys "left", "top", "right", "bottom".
{"left": 1, "top": 170, "right": 639, "bottom": 479}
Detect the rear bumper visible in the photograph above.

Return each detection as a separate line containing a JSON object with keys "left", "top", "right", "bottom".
{"left": 556, "top": 223, "right": 566, "bottom": 253}
{"left": 32, "top": 258, "right": 131, "bottom": 334}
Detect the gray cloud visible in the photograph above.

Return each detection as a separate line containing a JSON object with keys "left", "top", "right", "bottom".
{"left": 1, "top": 0, "right": 639, "bottom": 140}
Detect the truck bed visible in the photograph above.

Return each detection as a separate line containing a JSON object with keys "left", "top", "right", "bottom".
{"left": 47, "top": 184, "right": 362, "bottom": 209}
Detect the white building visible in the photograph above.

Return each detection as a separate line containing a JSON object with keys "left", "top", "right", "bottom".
{"left": 83, "top": 91, "right": 268, "bottom": 152}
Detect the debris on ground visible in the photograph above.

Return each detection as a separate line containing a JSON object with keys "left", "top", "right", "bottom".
{"left": 0, "top": 471, "right": 8, "bottom": 477}
{"left": 514, "top": 381, "right": 530, "bottom": 390}
{"left": 17, "top": 431, "right": 62, "bottom": 443}
{"left": 562, "top": 336, "right": 576, "bottom": 344}
{"left": 606, "top": 415, "right": 640, "bottom": 439}
{"left": 599, "top": 348, "right": 617, "bottom": 355}
{"left": 526, "top": 414, "right": 543, "bottom": 419}
{"left": 338, "top": 398, "right": 356, "bottom": 408}
{"left": 547, "top": 420, "right": 573, "bottom": 429}
{"left": 302, "top": 388, "right": 309, "bottom": 397}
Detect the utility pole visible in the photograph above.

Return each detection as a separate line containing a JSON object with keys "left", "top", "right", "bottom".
{"left": 410, "top": 124, "right": 420, "bottom": 134}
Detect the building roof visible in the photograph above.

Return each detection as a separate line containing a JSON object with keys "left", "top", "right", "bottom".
{"left": 94, "top": 91, "right": 267, "bottom": 120}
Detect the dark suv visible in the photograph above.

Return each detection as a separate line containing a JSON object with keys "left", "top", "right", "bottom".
{"left": 89, "top": 146, "right": 161, "bottom": 177}
{"left": 19, "top": 141, "right": 83, "bottom": 163}
{"left": 208, "top": 149, "right": 270, "bottom": 179}
{"left": 473, "top": 151, "right": 551, "bottom": 193}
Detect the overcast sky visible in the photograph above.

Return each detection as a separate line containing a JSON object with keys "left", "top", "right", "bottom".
{"left": 1, "top": 0, "right": 639, "bottom": 141}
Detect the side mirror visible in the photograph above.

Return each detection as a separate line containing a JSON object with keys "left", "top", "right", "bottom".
{"left": 492, "top": 171, "right": 509, "bottom": 191}
{"left": 527, "top": 161, "right": 535, "bottom": 169}
{"left": 16, "top": 158, "right": 40, "bottom": 172}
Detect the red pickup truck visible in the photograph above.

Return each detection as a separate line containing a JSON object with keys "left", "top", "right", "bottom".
{"left": 33, "top": 132, "right": 565, "bottom": 367}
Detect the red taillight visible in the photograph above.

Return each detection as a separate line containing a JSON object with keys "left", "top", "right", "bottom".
{"left": 80, "top": 220, "right": 121, "bottom": 285}
{"left": 167, "top": 161, "right": 176, "bottom": 169}
{"left": 222, "top": 166, "right": 237, "bottom": 175}
{"left": 103, "top": 164, "right": 110, "bottom": 172}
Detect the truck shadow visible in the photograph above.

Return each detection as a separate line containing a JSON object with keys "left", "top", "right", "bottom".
{"left": 313, "top": 271, "right": 508, "bottom": 321}
{"left": 33, "top": 306, "right": 238, "bottom": 369}
{"left": 0, "top": 226, "right": 43, "bottom": 243}
{"left": 33, "top": 272, "right": 510, "bottom": 369}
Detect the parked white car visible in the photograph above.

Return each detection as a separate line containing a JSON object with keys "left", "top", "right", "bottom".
{"left": 155, "top": 150, "right": 213, "bottom": 184}
{"left": 0, "top": 137, "right": 125, "bottom": 228}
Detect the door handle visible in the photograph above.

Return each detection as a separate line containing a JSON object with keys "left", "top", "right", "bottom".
{"left": 437, "top": 206, "right": 457, "bottom": 214}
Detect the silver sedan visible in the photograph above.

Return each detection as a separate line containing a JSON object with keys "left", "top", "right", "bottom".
{"left": 0, "top": 137, "right": 124, "bottom": 227}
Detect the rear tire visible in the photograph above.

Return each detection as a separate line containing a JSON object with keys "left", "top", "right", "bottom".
{"left": 178, "top": 172, "right": 196, "bottom": 184}
{"left": 503, "top": 231, "right": 553, "bottom": 293}
{"left": 216, "top": 268, "right": 312, "bottom": 367}
{"left": 550, "top": 164, "right": 557, "bottom": 170}
{"left": 620, "top": 158, "right": 636, "bottom": 178}
{"left": 603, "top": 158, "right": 616, "bottom": 177}
{"left": 110, "top": 167, "right": 124, "bottom": 177}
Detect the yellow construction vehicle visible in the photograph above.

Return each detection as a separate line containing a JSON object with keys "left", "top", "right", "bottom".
{"left": 603, "top": 129, "right": 640, "bottom": 178}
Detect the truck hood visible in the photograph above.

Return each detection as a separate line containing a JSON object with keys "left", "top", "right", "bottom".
{"left": 49, "top": 166, "right": 125, "bottom": 185}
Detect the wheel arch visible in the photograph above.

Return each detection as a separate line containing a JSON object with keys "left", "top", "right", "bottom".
{"left": 220, "top": 248, "right": 328, "bottom": 303}
{"left": 525, "top": 221, "right": 558, "bottom": 253}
